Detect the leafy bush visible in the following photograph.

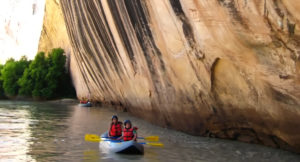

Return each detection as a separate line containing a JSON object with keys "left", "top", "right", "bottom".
{"left": 1, "top": 48, "right": 76, "bottom": 99}
{"left": 45, "top": 48, "right": 75, "bottom": 99}
{"left": 0, "top": 64, "right": 5, "bottom": 98}
{"left": 0, "top": 56, "right": 30, "bottom": 96}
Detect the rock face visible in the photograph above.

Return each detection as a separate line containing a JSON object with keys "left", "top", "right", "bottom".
{"left": 43, "top": 0, "right": 300, "bottom": 152}
{"left": 38, "top": 0, "right": 84, "bottom": 91}
{"left": 38, "top": 0, "right": 70, "bottom": 54}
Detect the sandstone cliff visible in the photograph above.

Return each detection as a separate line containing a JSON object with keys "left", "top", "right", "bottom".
{"left": 38, "top": 0, "right": 70, "bottom": 54}
{"left": 38, "top": 0, "right": 87, "bottom": 94}
{"left": 41, "top": 0, "right": 300, "bottom": 152}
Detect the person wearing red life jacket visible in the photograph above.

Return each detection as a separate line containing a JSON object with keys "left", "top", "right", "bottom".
{"left": 119, "top": 120, "right": 137, "bottom": 141}
{"left": 80, "top": 100, "right": 87, "bottom": 104}
{"left": 108, "top": 115, "right": 123, "bottom": 139}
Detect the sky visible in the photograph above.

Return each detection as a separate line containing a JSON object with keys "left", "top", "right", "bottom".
{"left": 0, "top": 0, "right": 45, "bottom": 64}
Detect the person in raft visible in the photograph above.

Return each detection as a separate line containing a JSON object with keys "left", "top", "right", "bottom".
{"left": 118, "top": 120, "right": 138, "bottom": 141}
{"left": 108, "top": 115, "right": 123, "bottom": 139}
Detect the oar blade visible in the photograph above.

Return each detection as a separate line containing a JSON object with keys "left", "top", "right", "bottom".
{"left": 85, "top": 134, "right": 101, "bottom": 142}
{"left": 144, "top": 136, "right": 159, "bottom": 142}
{"left": 139, "top": 142, "right": 164, "bottom": 147}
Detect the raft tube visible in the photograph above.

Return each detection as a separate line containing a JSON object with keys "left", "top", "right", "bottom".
{"left": 99, "top": 132, "right": 144, "bottom": 154}
{"left": 79, "top": 102, "right": 92, "bottom": 107}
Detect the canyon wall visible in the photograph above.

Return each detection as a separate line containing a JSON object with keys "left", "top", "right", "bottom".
{"left": 38, "top": 0, "right": 70, "bottom": 53}
{"left": 38, "top": 0, "right": 87, "bottom": 93}
{"left": 42, "top": 0, "right": 300, "bottom": 152}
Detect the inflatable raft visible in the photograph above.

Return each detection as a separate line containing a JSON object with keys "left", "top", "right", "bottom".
{"left": 99, "top": 132, "right": 144, "bottom": 154}
{"left": 79, "top": 102, "right": 92, "bottom": 107}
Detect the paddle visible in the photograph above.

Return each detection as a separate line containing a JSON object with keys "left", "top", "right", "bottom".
{"left": 85, "top": 134, "right": 164, "bottom": 147}
{"left": 139, "top": 136, "right": 159, "bottom": 142}
{"left": 105, "top": 136, "right": 159, "bottom": 142}
{"left": 85, "top": 134, "right": 101, "bottom": 142}
{"left": 85, "top": 134, "right": 120, "bottom": 142}
{"left": 85, "top": 134, "right": 159, "bottom": 142}
{"left": 138, "top": 142, "right": 164, "bottom": 147}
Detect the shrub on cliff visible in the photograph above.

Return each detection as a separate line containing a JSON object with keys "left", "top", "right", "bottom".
{"left": 18, "top": 52, "right": 48, "bottom": 97}
{"left": 18, "top": 48, "right": 76, "bottom": 99}
{"left": 0, "top": 56, "right": 30, "bottom": 97}
{"left": 0, "top": 64, "right": 5, "bottom": 98}
{"left": 45, "top": 48, "right": 76, "bottom": 99}
{"left": 44, "top": 48, "right": 67, "bottom": 98}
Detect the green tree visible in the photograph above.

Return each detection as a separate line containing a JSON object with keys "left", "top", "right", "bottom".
{"left": 44, "top": 48, "right": 75, "bottom": 99}
{"left": 48, "top": 48, "right": 76, "bottom": 97}
{"left": 18, "top": 67, "right": 33, "bottom": 96}
{"left": 1, "top": 56, "right": 30, "bottom": 96}
{"left": 0, "top": 64, "right": 5, "bottom": 98}
{"left": 29, "top": 52, "right": 49, "bottom": 98}
{"left": 44, "top": 48, "right": 66, "bottom": 98}
{"left": 18, "top": 48, "right": 76, "bottom": 99}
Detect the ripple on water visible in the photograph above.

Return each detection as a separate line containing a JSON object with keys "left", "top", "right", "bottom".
{"left": 0, "top": 101, "right": 299, "bottom": 162}
{"left": 0, "top": 107, "right": 34, "bottom": 161}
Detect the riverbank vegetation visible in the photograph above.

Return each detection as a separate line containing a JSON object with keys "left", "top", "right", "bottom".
{"left": 0, "top": 48, "right": 76, "bottom": 100}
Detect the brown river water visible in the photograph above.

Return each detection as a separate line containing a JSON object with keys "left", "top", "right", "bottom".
{"left": 0, "top": 101, "right": 299, "bottom": 162}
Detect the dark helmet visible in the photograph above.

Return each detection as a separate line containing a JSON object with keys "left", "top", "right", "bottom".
{"left": 124, "top": 120, "right": 131, "bottom": 126}
{"left": 112, "top": 115, "right": 118, "bottom": 120}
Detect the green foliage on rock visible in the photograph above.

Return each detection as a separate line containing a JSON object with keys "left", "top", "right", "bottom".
{"left": 18, "top": 52, "right": 48, "bottom": 97}
{"left": 0, "top": 56, "right": 30, "bottom": 97}
{"left": 0, "top": 64, "right": 5, "bottom": 98}
{"left": 0, "top": 48, "right": 76, "bottom": 100}
{"left": 45, "top": 48, "right": 75, "bottom": 99}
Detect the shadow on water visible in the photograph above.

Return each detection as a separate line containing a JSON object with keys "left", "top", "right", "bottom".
{"left": 0, "top": 101, "right": 299, "bottom": 162}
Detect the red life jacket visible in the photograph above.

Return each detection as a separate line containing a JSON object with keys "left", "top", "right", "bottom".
{"left": 109, "top": 122, "right": 122, "bottom": 137}
{"left": 123, "top": 128, "right": 134, "bottom": 141}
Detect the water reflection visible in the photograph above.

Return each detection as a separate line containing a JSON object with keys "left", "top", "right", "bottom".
{"left": 83, "top": 149, "right": 100, "bottom": 162}
{"left": 26, "top": 102, "right": 72, "bottom": 161}
{"left": 0, "top": 101, "right": 299, "bottom": 162}
{"left": 0, "top": 104, "right": 35, "bottom": 161}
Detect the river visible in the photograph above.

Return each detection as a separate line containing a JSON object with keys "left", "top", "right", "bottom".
{"left": 0, "top": 101, "right": 299, "bottom": 162}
